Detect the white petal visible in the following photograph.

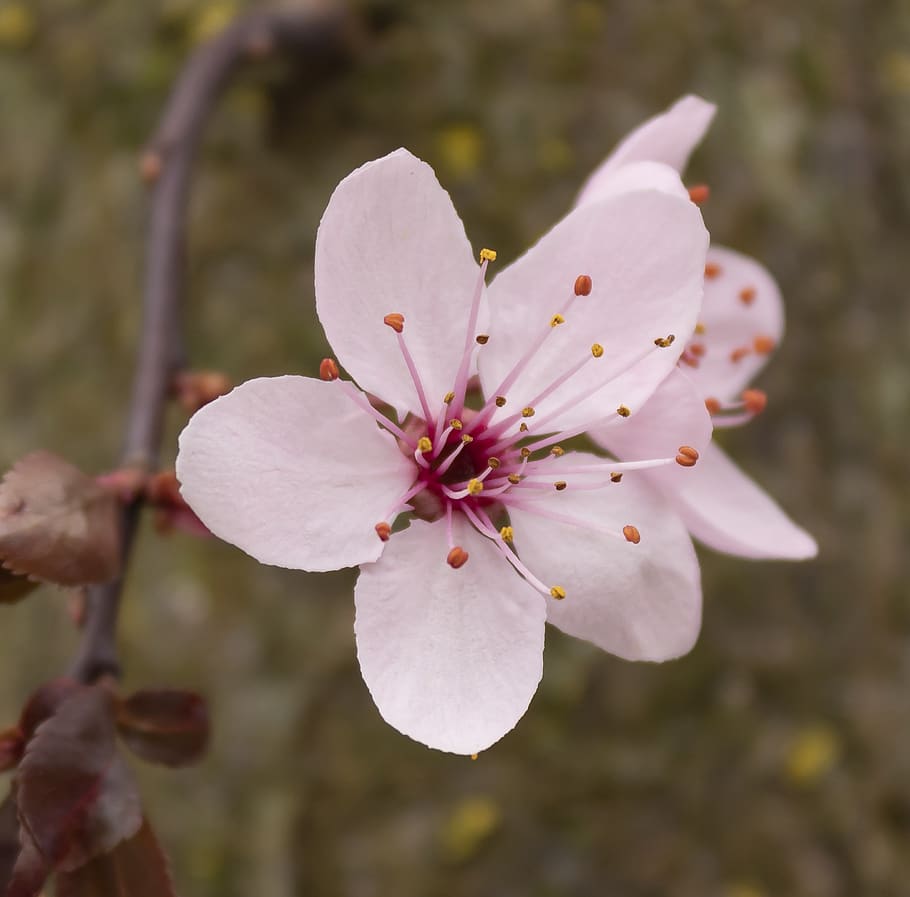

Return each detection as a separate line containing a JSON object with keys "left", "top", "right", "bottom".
{"left": 480, "top": 188, "right": 708, "bottom": 433}
{"left": 176, "top": 376, "right": 416, "bottom": 572}
{"left": 686, "top": 245, "right": 785, "bottom": 402}
{"left": 315, "top": 149, "right": 482, "bottom": 418}
{"left": 654, "top": 441, "right": 817, "bottom": 560}
{"left": 509, "top": 463, "right": 702, "bottom": 661}
{"left": 354, "top": 516, "right": 546, "bottom": 754}
{"left": 575, "top": 160, "right": 690, "bottom": 207}
{"left": 575, "top": 95, "right": 717, "bottom": 206}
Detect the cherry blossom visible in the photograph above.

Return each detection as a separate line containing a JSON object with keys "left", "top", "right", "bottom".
{"left": 176, "top": 148, "right": 711, "bottom": 754}
{"left": 581, "top": 96, "right": 817, "bottom": 560}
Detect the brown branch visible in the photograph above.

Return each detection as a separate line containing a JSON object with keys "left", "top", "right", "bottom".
{"left": 68, "top": 5, "right": 353, "bottom": 683}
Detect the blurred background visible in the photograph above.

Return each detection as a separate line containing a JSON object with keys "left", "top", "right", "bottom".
{"left": 1, "top": 0, "right": 909, "bottom": 894}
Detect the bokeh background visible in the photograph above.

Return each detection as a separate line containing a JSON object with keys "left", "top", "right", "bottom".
{"left": 2, "top": 0, "right": 909, "bottom": 894}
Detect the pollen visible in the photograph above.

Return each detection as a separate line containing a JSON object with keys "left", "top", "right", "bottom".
{"left": 519, "top": 422, "right": 529, "bottom": 432}
{"left": 487, "top": 457, "right": 501, "bottom": 468}
{"left": 466, "top": 478, "right": 484, "bottom": 495}
{"left": 622, "top": 525, "right": 641, "bottom": 544}
{"left": 383, "top": 312, "right": 405, "bottom": 333}
{"left": 617, "top": 405, "right": 631, "bottom": 418}
{"left": 522, "top": 406, "right": 536, "bottom": 418}
{"left": 753, "top": 335, "right": 776, "bottom": 355}
{"left": 550, "top": 314, "right": 566, "bottom": 327}
{"left": 675, "top": 445, "right": 700, "bottom": 467}
{"left": 705, "top": 397, "right": 722, "bottom": 414}
{"left": 742, "top": 388, "right": 768, "bottom": 415}
{"left": 417, "top": 436, "right": 433, "bottom": 453}
{"left": 554, "top": 481, "right": 567, "bottom": 491}
{"left": 653, "top": 334, "right": 676, "bottom": 348}
{"left": 704, "top": 262, "right": 722, "bottom": 279}
{"left": 507, "top": 474, "right": 521, "bottom": 484}
{"left": 444, "top": 391, "right": 455, "bottom": 403}
{"left": 461, "top": 433, "right": 474, "bottom": 444}
{"left": 549, "top": 586, "right": 567, "bottom": 600}
{"left": 687, "top": 183, "right": 710, "bottom": 205}
{"left": 739, "top": 286, "right": 757, "bottom": 305}
{"left": 574, "top": 274, "right": 593, "bottom": 296}
{"left": 375, "top": 522, "right": 391, "bottom": 542}
{"left": 319, "top": 358, "right": 339, "bottom": 381}
{"left": 550, "top": 446, "right": 564, "bottom": 456}
{"left": 495, "top": 395, "right": 507, "bottom": 407}
{"left": 499, "top": 526, "right": 514, "bottom": 543}
{"left": 591, "top": 343, "right": 604, "bottom": 358}
{"left": 449, "top": 418, "right": 463, "bottom": 430}
{"left": 694, "top": 322, "right": 706, "bottom": 335}
{"left": 610, "top": 472, "right": 623, "bottom": 483}
{"left": 520, "top": 447, "right": 531, "bottom": 458}
{"left": 447, "top": 546, "right": 469, "bottom": 568}
{"left": 475, "top": 334, "right": 490, "bottom": 345}
{"left": 479, "top": 247, "right": 498, "bottom": 262}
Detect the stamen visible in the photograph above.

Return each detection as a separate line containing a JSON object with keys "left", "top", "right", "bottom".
{"left": 675, "top": 445, "right": 699, "bottom": 467}
{"left": 508, "top": 474, "right": 521, "bottom": 485}
{"left": 417, "top": 437, "right": 432, "bottom": 453}
{"left": 705, "top": 397, "right": 721, "bottom": 414}
{"left": 519, "top": 422, "right": 529, "bottom": 432}
{"left": 488, "top": 457, "right": 501, "bottom": 469}
{"left": 622, "top": 525, "right": 641, "bottom": 544}
{"left": 495, "top": 396, "right": 507, "bottom": 407}
{"left": 447, "top": 546, "right": 469, "bottom": 568}
{"left": 499, "top": 526, "right": 514, "bottom": 543}
{"left": 434, "top": 438, "right": 468, "bottom": 476}
{"left": 610, "top": 472, "right": 622, "bottom": 483}
{"left": 739, "top": 286, "right": 756, "bottom": 306}
{"left": 467, "top": 478, "right": 484, "bottom": 495}
{"left": 554, "top": 481, "right": 567, "bottom": 491}
{"left": 549, "top": 586, "right": 567, "bottom": 600}
{"left": 688, "top": 343, "right": 706, "bottom": 357}
{"left": 550, "top": 314, "right": 566, "bottom": 328}
{"left": 319, "top": 358, "right": 339, "bottom": 381}
{"left": 395, "top": 330, "right": 435, "bottom": 423}
{"left": 704, "top": 262, "right": 722, "bottom": 279}
{"left": 522, "top": 406, "right": 536, "bottom": 418}
{"left": 730, "top": 346, "right": 750, "bottom": 363}
{"left": 375, "top": 522, "right": 391, "bottom": 541}
{"left": 444, "top": 391, "right": 455, "bottom": 403}
{"left": 591, "top": 343, "right": 604, "bottom": 358}
{"left": 694, "top": 322, "right": 706, "bottom": 335}
{"left": 476, "top": 334, "right": 490, "bottom": 345}
{"left": 479, "top": 248, "right": 497, "bottom": 262}
{"left": 337, "top": 381, "right": 416, "bottom": 448}
{"left": 383, "top": 312, "right": 405, "bottom": 333}
{"left": 449, "top": 418, "right": 463, "bottom": 430}
{"left": 461, "top": 433, "right": 474, "bottom": 444}
{"left": 381, "top": 481, "right": 429, "bottom": 521}
{"left": 617, "top": 405, "right": 631, "bottom": 418}
{"left": 753, "top": 335, "right": 775, "bottom": 355}
{"left": 574, "top": 274, "right": 593, "bottom": 296}
{"left": 450, "top": 256, "right": 492, "bottom": 415}
{"left": 741, "top": 389, "right": 767, "bottom": 414}
{"left": 687, "top": 184, "right": 710, "bottom": 205}
{"left": 653, "top": 334, "right": 676, "bottom": 348}
{"left": 550, "top": 446, "right": 564, "bottom": 456}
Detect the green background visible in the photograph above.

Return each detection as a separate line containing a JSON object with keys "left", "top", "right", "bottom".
{"left": 1, "top": 0, "right": 909, "bottom": 894}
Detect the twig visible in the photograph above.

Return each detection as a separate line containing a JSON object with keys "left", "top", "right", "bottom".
{"left": 69, "top": 5, "right": 352, "bottom": 683}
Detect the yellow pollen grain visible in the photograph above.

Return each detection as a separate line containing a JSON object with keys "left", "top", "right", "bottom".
{"left": 550, "top": 446, "right": 564, "bottom": 456}
{"left": 449, "top": 418, "right": 463, "bottom": 430}
{"left": 591, "top": 343, "right": 604, "bottom": 358}
{"left": 444, "top": 391, "right": 455, "bottom": 403}
{"left": 499, "top": 526, "right": 514, "bottom": 543}
{"left": 495, "top": 396, "right": 507, "bottom": 407}
{"left": 487, "top": 457, "right": 501, "bottom": 469}
{"left": 417, "top": 437, "right": 432, "bottom": 453}
{"left": 554, "top": 481, "right": 567, "bottom": 491}
{"left": 617, "top": 405, "right": 631, "bottom": 418}
{"left": 521, "top": 406, "right": 535, "bottom": 418}
{"left": 471, "top": 753, "right": 478, "bottom": 760}
{"left": 519, "top": 422, "right": 529, "bottom": 432}
{"left": 520, "top": 447, "right": 531, "bottom": 458}
{"left": 550, "top": 313, "right": 566, "bottom": 327}
{"left": 549, "top": 586, "right": 567, "bottom": 600}
{"left": 461, "top": 434, "right": 474, "bottom": 444}
{"left": 467, "top": 478, "right": 484, "bottom": 495}
{"left": 507, "top": 474, "right": 521, "bottom": 484}
{"left": 694, "top": 322, "right": 706, "bottom": 335}
{"left": 479, "top": 247, "right": 497, "bottom": 262}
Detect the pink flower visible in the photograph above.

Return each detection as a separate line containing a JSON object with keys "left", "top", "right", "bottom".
{"left": 580, "top": 96, "right": 817, "bottom": 560}
{"left": 176, "top": 148, "right": 711, "bottom": 754}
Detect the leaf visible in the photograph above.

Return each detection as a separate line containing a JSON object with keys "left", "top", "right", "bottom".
{"left": 55, "top": 818, "right": 177, "bottom": 897}
{"left": 116, "top": 690, "right": 210, "bottom": 767}
{"left": 0, "top": 451, "right": 121, "bottom": 587}
{"left": 0, "top": 568, "right": 38, "bottom": 604}
{"left": 19, "top": 678, "right": 81, "bottom": 742}
{"left": 0, "top": 792, "right": 23, "bottom": 894}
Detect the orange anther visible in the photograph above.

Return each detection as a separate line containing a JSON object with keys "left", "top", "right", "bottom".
{"left": 319, "top": 358, "right": 339, "bottom": 381}
{"left": 741, "top": 389, "right": 767, "bottom": 415}
{"left": 139, "top": 151, "right": 163, "bottom": 184}
{"left": 383, "top": 313, "right": 405, "bottom": 333}
{"left": 753, "top": 335, "right": 776, "bottom": 355}
{"left": 375, "top": 522, "right": 391, "bottom": 541}
{"left": 447, "top": 546, "right": 469, "bottom": 569}
{"left": 675, "top": 445, "right": 699, "bottom": 467}
{"left": 679, "top": 351, "right": 700, "bottom": 367}
{"left": 730, "top": 346, "right": 751, "bottom": 363}
{"left": 622, "top": 525, "right": 641, "bottom": 544}
{"left": 739, "top": 286, "right": 757, "bottom": 305}
{"left": 704, "top": 262, "right": 722, "bottom": 279}
{"left": 687, "top": 184, "right": 710, "bottom": 205}
{"left": 705, "top": 397, "right": 722, "bottom": 414}
{"left": 688, "top": 342, "right": 706, "bottom": 357}
{"left": 475, "top": 334, "right": 490, "bottom": 345}
{"left": 554, "top": 481, "right": 567, "bottom": 491}
{"left": 574, "top": 274, "right": 593, "bottom": 296}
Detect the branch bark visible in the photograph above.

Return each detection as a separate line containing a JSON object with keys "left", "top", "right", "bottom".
{"left": 69, "top": 5, "right": 353, "bottom": 682}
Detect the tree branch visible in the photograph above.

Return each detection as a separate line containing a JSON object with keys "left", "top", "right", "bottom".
{"left": 68, "top": 5, "right": 353, "bottom": 683}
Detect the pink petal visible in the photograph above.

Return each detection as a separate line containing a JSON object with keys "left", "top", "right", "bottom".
{"left": 589, "top": 367, "right": 713, "bottom": 462}
{"left": 686, "top": 245, "right": 785, "bottom": 402}
{"left": 654, "top": 441, "right": 817, "bottom": 560}
{"left": 509, "top": 465, "right": 702, "bottom": 661}
{"left": 315, "top": 149, "right": 482, "bottom": 418}
{"left": 574, "top": 160, "right": 689, "bottom": 207}
{"left": 354, "top": 516, "right": 546, "bottom": 754}
{"left": 480, "top": 188, "right": 708, "bottom": 432}
{"left": 176, "top": 376, "right": 416, "bottom": 572}
{"left": 575, "top": 95, "right": 717, "bottom": 206}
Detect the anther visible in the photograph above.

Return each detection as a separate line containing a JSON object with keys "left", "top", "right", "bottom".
{"left": 554, "top": 481, "right": 567, "bottom": 491}
{"left": 574, "top": 274, "right": 593, "bottom": 296}
{"left": 383, "top": 313, "right": 405, "bottom": 333}
{"left": 591, "top": 343, "right": 604, "bottom": 358}
{"left": 466, "top": 479, "right": 484, "bottom": 495}
{"left": 689, "top": 343, "right": 706, "bottom": 357}
{"left": 653, "top": 334, "right": 676, "bottom": 348}
{"left": 417, "top": 436, "right": 433, "bottom": 453}
{"left": 447, "top": 546, "right": 469, "bottom": 568}
{"left": 449, "top": 418, "right": 463, "bottom": 430}
{"left": 742, "top": 389, "right": 767, "bottom": 415}
{"left": 730, "top": 346, "right": 750, "bottom": 363}
{"left": 549, "top": 586, "right": 567, "bottom": 600}
{"left": 687, "top": 183, "right": 710, "bottom": 205}
{"left": 375, "top": 522, "right": 391, "bottom": 542}
{"left": 495, "top": 396, "right": 507, "bottom": 407}
{"left": 753, "top": 335, "right": 775, "bottom": 355}
{"left": 519, "top": 422, "right": 529, "bottom": 432}
{"left": 739, "top": 286, "right": 757, "bottom": 305}
{"left": 675, "top": 445, "right": 699, "bottom": 467}
{"left": 476, "top": 334, "right": 490, "bottom": 345}
{"left": 550, "top": 314, "right": 566, "bottom": 327}
{"left": 704, "top": 262, "right": 722, "bottom": 279}
{"left": 550, "top": 446, "right": 564, "bottom": 456}
{"left": 622, "top": 525, "right": 641, "bottom": 544}
{"left": 508, "top": 474, "right": 521, "bottom": 485}
{"left": 694, "top": 322, "right": 706, "bottom": 335}
{"left": 705, "top": 397, "right": 722, "bottom": 414}
{"left": 479, "top": 248, "right": 497, "bottom": 262}
{"left": 499, "top": 526, "right": 514, "bottom": 543}
{"left": 471, "top": 753, "right": 478, "bottom": 760}
{"left": 139, "top": 151, "right": 164, "bottom": 184}
{"left": 522, "top": 407, "right": 536, "bottom": 418}
{"left": 444, "top": 391, "right": 455, "bottom": 403}
{"left": 319, "top": 358, "right": 339, "bottom": 381}
{"left": 520, "top": 447, "right": 531, "bottom": 458}
{"left": 461, "top": 433, "right": 474, "bottom": 444}
{"left": 487, "top": 457, "right": 501, "bottom": 469}
{"left": 617, "top": 405, "right": 631, "bottom": 418}
{"left": 610, "top": 472, "right": 623, "bottom": 483}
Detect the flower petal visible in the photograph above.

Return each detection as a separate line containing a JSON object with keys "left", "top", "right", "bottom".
{"left": 176, "top": 376, "right": 416, "bottom": 572}
{"left": 652, "top": 441, "right": 817, "bottom": 560}
{"left": 686, "top": 245, "right": 785, "bottom": 402}
{"left": 354, "top": 516, "right": 546, "bottom": 754}
{"left": 315, "top": 149, "right": 482, "bottom": 417}
{"left": 575, "top": 95, "right": 717, "bottom": 206}
{"left": 480, "top": 188, "right": 708, "bottom": 433}
{"left": 589, "top": 367, "right": 713, "bottom": 462}
{"left": 509, "top": 464, "right": 701, "bottom": 661}
{"left": 575, "top": 160, "right": 689, "bottom": 207}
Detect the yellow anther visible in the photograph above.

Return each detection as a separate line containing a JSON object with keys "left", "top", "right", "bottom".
{"left": 617, "top": 405, "right": 631, "bottom": 418}
{"left": 471, "top": 753, "right": 478, "bottom": 760}
{"left": 653, "top": 334, "right": 676, "bottom": 348}
{"left": 521, "top": 406, "right": 535, "bottom": 418}
{"left": 550, "top": 313, "right": 566, "bottom": 327}
{"left": 417, "top": 437, "right": 432, "bottom": 453}
{"left": 550, "top": 446, "right": 564, "bottom": 457}
{"left": 466, "top": 478, "right": 484, "bottom": 495}
{"left": 694, "top": 322, "right": 706, "bottom": 335}
{"left": 520, "top": 447, "right": 531, "bottom": 458}
{"left": 519, "top": 422, "right": 529, "bottom": 432}
{"left": 461, "top": 433, "right": 474, "bottom": 444}
{"left": 610, "top": 472, "right": 623, "bottom": 483}
{"left": 479, "top": 247, "right": 497, "bottom": 262}
{"left": 444, "top": 391, "right": 455, "bottom": 403}
{"left": 449, "top": 418, "right": 463, "bottom": 430}
{"left": 487, "top": 457, "right": 501, "bottom": 469}
{"left": 549, "top": 586, "right": 567, "bottom": 600}
{"left": 499, "top": 526, "right": 514, "bottom": 543}
{"left": 507, "top": 473, "right": 521, "bottom": 484}
{"left": 495, "top": 396, "right": 507, "bottom": 407}
{"left": 591, "top": 343, "right": 604, "bottom": 358}
{"left": 475, "top": 334, "right": 490, "bottom": 345}
{"left": 554, "top": 481, "right": 567, "bottom": 491}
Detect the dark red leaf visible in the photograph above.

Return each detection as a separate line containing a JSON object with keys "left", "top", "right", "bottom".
{"left": 55, "top": 818, "right": 177, "bottom": 897}
{"left": 18, "top": 678, "right": 81, "bottom": 742}
{"left": 0, "top": 792, "right": 23, "bottom": 894}
{"left": 116, "top": 690, "right": 210, "bottom": 767}
{"left": 0, "top": 451, "right": 121, "bottom": 587}
{"left": 0, "top": 569, "right": 38, "bottom": 605}
{"left": 6, "top": 829, "right": 48, "bottom": 897}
